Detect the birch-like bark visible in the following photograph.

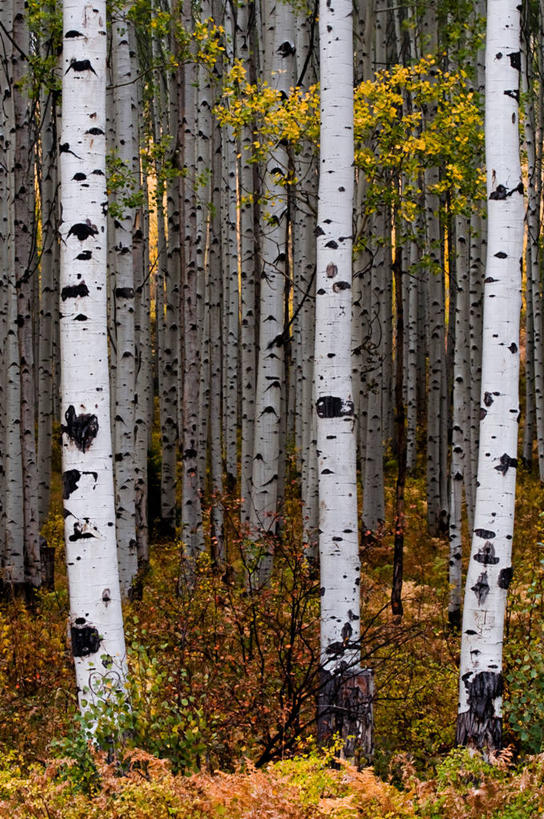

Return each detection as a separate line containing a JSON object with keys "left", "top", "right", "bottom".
{"left": 132, "top": 39, "right": 150, "bottom": 569}
{"left": 210, "top": 116, "right": 225, "bottom": 562}
{"left": 0, "top": 5, "right": 24, "bottom": 590}
{"left": 180, "top": 5, "right": 204, "bottom": 560}
{"left": 38, "top": 74, "right": 59, "bottom": 528}
{"left": 294, "top": 7, "right": 318, "bottom": 554}
{"left": 13, "top": 0, "right": 41, "bottom": 588}
{"left": 239, "top": 0, "right": 258, "bottom": 525}
{"left": 61, "top": 0, "right": 127, "bottom": 710}
{"left": 316, "top": 0, "right": 372, "bottom": 760}
{"left": 457, "top": 0, "right": 523, "bottom": 750}
{"left": 112, "top": 4, "right": 138, "bottom": 595}
{"left": 523, "top": 46, "right": 544, "bottom": 478}
{"left": 405, "top": 236, "right": 420, "bottom": 472}
{"left": 221, "top": 0, "right": 239, "bottom": 491}
{"left": 448, "top": 216, "right": 470, "bottom": 629}
{"left": 362, "top": 211, "right": 386, "bottom": 534}
{"left": 249, "top": 0, "right": 296, "bottom": 581}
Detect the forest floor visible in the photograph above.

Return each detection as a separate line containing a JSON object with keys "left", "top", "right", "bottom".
{"left": 0, "top": 449, "right": 544, "bottom": 817}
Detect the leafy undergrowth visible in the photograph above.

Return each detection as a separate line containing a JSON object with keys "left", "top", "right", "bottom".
{"left": 2, "top": 744, "right": 544, "bottom": 818}
{"left": 0, "top": 457, "right": 543, "bottom": 813}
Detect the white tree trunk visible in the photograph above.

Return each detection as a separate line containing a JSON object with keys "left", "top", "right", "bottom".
{"left": 249, "top": 0, "right": 296, "bottom": 581}
{"left": 238, "top": 0, "right": 258, "bottom": 526}
{"left": 457, "top": 0, "right": 523, "bottom": 750}
{"left": 112, "top": 4, "right": 138, "bottom": 595}
{"left": 61, "top": 0, "right": 127, "bottom": 710}
{"left": 316, "top": 0, "right": 372, "bottom": 759}
{"left": 13, "top": 0, "right": 41, "bottom": 588}
{"left": 448, "top": 215, "right": 470, "bottom": 629}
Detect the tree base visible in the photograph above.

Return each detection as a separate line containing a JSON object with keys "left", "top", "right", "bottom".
{"left": 317, "top": 667, "right": 374, "bottom": 765}
{"left": 456, "top": 710, "right": 501, "bottom": 751}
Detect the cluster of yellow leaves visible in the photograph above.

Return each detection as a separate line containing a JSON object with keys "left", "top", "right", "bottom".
{"left": 354, "top": 55, "right": 485, "bottom": 221}
{"left": 216, "top": 60, "right": 319, "bottom": 167}
{"left": 217, "top": 55, "right": 483, "bottom": 221}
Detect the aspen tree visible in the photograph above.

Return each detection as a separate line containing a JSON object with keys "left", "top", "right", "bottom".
{"left": 316, "top": 0, "right": 372, "bottom": 759}
{"left": 238, "top": 0, "right": 258, "bottom": 526}
{"left": 37, "top": 44, "right": 60, "bottom": 529}
{"left": 220, "top": 0, "right": 239, "bottom": 493}
{"left": 457, "top": 0, "right": 523, "bottom": 750}
{"left": 448, "top": 216, "right": 470, "bottom": 629}
{"left": 162, "top": 1, "right": 182, "bottom": 535}
{"left": 293, "top": 5, "right": 318, "bottom": 555}
{"left": 0, "top": 4, "right": 24, "bottom": 590}
{"left": 132, "top": 34, "right": 150, "bottom": 569}
{"left": 250, "top": 0, "right": 296, "bottom": 581}
{"left": 210, "top": 114, "right": 225, "bottom": 562}
{"left": 60, "top": 0, "right": 127, "bottom": 709}
{"left": 180, "top": 1, "right": 204, "bottom": 561}
{"left": 112, "top": 2, "right": 138, "bottom": 595}
{"left": 13, "top": 0, "right": 41, "bottom": 589}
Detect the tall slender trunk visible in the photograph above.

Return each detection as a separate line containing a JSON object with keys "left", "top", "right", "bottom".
{"left": 239, "top": 0, "right": 258, "bottom": 525}
{"left": 13, "top": 0, "right": 41, "bottom": 589}
{"left": 180, "top": 7, "right": 204, "bottom": 560}
{"left": 457, "top": 0, "right": 523, "bottom": 750}
{"left": 112, "top": 3, "right": 138, "bottom": 595}
{"left": 391, "top": 249, "right": 406, "bottom": 618}
{"left": 249, "top": 0, "right": 296, "bottom": 582}
{"left": 60, "top": 0, "right": 127, "bottom": 711}
{"left": 316, "top": 0, "right": 372, "bottom": 761}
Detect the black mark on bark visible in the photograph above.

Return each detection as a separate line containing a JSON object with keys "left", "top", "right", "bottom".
{"left": 489, "top": 181, "right": 523, "bottom": 200}
{"left": 71, "top": 624, "right": 101, "bottom": 657}
{"left": 62, "top": 405, "right": 99, "bottom": 452}
{"left": 66, "top": 58, "right": 97, "bottom": 75}
{"left": 316, "top": 396, "right": 354, "bottom": 418}
{"left": 333, "top": 281, "right": 351, "bottom": 292}
{"left": 69, "top": 521, "right": 97, "bottom": 541}
{"left": 495, "top": 453, "right": 517, "bottom": 475}
{"left": 474, "top": 542, "right": 500, "bottom": 565}
{"left": 509, "top": 51, "right": 521, "bottom": 70}
{"left": 456, "top": 671, "right": 502, "bottom": 749}
{"left": 474, "top": 528, "right": 496, "bottom": 539}
{"left": 115, "top": 287, "right": 135, "bottom": 299}
{"left": 61, "top": 282, "right": 89, "bottom": 301}
{"left": 503, "top": 89, "right": 519, "bottom": 102}
{"left": 67, "top": 221, "right": 98, "bottom": 241}
{"left": 498, "top": 566, "right": 513, "bottom": 589}
{"left": 471, "top": 571, "right": 490, "bottom": 605}
{"left": 62, "top": 469, "right": 98, "bottom": 499}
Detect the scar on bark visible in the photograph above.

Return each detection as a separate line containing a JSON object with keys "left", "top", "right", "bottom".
{"left": 65, "top": 58, "right": 97, "bottom": 75}
{"left": 495, "top": 453, "right": 517, "bottom": 475}
{"left": 316, "top": 396, "right": 354, "bottom": 418}
{"left": 69, "top": 521, "right": 98, "bottom": 541}
{"left": 61, "top": 282, "right": 89, "bottom": 300}
{"left": 474, "top": 542, "right": 499, "bottom": 565}
{"left": 498, "top": 566, "right": 513, "bottom": 589}
{"left": 489, "top": 181, "right": 523, "bottom": 200}
{"left": 61, "top": 405, "right": 99, "bottom": 452}
{"left": 71, "top": 620, "right": 101, "bottom": 657}
{"left": 62, "top": 469, "right": 98, "bottom": 499}
{"left": 471, "top": 571, "right": 490, "bottom": 605}
{"left": 67, "top": 221, "right": 98, "bottom": 241}
{"left": 456, "top": 671, "right": 502, "bottom": 749}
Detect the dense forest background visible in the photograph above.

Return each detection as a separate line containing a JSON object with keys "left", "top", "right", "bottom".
{"left": 1, "top": 0, "right": 544, "bottom": 814}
